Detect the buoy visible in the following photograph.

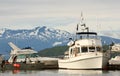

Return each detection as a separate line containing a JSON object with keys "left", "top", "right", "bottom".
{"left": 13, "top": 63, "right": 20, "bottom": 68}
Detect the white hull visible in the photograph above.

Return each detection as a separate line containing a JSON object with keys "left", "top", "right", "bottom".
{"left": 58, "top": 53, "right": 108, "bottom": 69}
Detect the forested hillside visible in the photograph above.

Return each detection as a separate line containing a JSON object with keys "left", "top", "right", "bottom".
{"left": 38, "top": 46, "right": 68, "bottom": 57}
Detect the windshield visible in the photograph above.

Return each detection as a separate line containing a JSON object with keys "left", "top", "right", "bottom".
{"left": 17, "top": 53, "right": 39, "bottom": 59}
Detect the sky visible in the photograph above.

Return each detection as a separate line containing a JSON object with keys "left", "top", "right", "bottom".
{"left": 0, "top": 0, "right": 120, "bottom": 38}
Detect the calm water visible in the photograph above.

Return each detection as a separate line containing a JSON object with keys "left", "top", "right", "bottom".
{"left": 0, "top": 69, "right": 120, "bottom": 76}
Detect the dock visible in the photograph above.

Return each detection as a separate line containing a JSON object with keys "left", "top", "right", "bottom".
{"left": 108, "top": 64, "right": 120, "bottom": 70}
{"left": 0, "top": 59, "right": 58, "bottom": 70}
{"left": 40, "top": 60, "right": 58, "bottom": 69}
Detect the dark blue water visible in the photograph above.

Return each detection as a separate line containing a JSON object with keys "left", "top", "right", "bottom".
{"left": 0, "top": 69, "right": 119, "bottom": 76}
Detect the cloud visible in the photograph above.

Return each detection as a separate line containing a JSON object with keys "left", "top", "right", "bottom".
{"left": 0, "top": 0, "right": 120, "bottom": 38}
{"left": 53, "top": 42, "right": 62, "bottom": 46}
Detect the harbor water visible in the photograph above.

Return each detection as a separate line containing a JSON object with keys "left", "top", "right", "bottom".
{"left": 0, "top": 69, "right": 120, "bottom": 76}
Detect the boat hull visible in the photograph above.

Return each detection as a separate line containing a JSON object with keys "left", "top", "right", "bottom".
{"left": 0, "top": 62, "right": 44, "bottom": 70}
{"left": 58, "top": 53, "right": 108, "bottom": 70}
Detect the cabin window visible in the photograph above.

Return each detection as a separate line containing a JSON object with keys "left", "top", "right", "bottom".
{"left": 30, "top": 53, "right": 39, "bottom": 58}
{"left": 81, "top": 47, "right": 88, "bottom": 53}
{"left": 89, "top": 47, "right": 95, "bottom": 52}
{"left": 17, "top": 54, "right": 26, "bottom": 59}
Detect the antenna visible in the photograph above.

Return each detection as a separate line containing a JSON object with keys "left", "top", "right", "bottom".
{"left": 81, "top": 12, "right": 84, "bottom": 24}
{"left": 76, "top": 12, "right": 86, "bottom": 32}
{"left": 80, "top": 12, "right": 87, "bottom": 32}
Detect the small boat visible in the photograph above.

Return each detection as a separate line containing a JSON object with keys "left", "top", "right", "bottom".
{"left": 108, "top": 43, "right": 120, "bottom": 69}
{"left": 110, "top": 43, "right": 120, "bottom": 52}
{"left": 58, "top": 22, "right": 110, "bottom": 70}
{"left": 109, "top": 43, "right": 120, "bottom": 65}
{"left": 1, "top": 42, "right": 58, "bottom": 70}
{"left": 0, "top": 42, "right": 44, "bottom": 70}
{"left": 8, "top": 42, "right": 41, "bottom": 64}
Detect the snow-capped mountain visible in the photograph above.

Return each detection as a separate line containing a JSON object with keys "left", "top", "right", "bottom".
{"left": 1, "top": 26, "right": 71, "bottom": 40}
{"left": 0, "top": 26, "right": 72, "bottom": 55}
{"left": 0, "top": 26, "right": 120, "bottom": 55}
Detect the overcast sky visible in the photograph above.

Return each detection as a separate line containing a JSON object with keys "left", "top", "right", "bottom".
{"left": 0, "top": 0, "right": 120, "bottom": 38}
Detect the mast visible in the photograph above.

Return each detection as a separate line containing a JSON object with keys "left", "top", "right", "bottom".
{"left": 76, "top": 12, "right": 84, "bottom": 40}
{"left": 76, "top": 12, "right": 90, "bottom": 39}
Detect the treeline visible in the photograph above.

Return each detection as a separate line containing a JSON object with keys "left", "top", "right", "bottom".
{"left": 38, "top": 46, "right": 68, "bottom": 57}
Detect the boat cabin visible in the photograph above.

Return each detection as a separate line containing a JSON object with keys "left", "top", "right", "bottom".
{"left": 111, "top": 44, "right": 120, "bottom": 52}
{"left": 65, "top": 30, "right": 102, "bottom": 58}
{"left": 8, "top": 48, "right": 39, "bottom": 63}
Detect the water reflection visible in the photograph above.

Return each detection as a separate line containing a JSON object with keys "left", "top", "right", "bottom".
{"left": 0, "top": 69, "right": 41, "bottom": 74}
{"left": 12, "top": 69, "right": 20, "bottom": 74}
{"left": 0, "top": 69, "right": 111, "bottom": 76}
{"left": 58, "top": 69, "right": 103, "bottom": 75}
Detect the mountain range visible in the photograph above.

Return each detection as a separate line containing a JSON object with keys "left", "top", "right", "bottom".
{"left": 0, "top": 26, "right": 120, "bottom": 55}
{"left": 0, "top": 26, "right": 71, "bottom": 55}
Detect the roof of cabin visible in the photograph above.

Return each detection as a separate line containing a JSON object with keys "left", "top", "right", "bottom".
{"left": 76, "top": 32, "right": 97, "bottom": 35}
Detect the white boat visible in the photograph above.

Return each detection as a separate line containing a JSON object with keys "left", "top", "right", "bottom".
{"left": 7, "top": 42, "right": 58, "bottom": 69}
{"left": 58, "top": 23, "right": 110, "bottom": 69}
{"left": 109, "top": 56, "right": 120, "bottom": 65}
{"left": 109, "top": 43, "right": 120, "bottom": 65}
{"left": 8, "top": 42, "right": 40, "bottom": 64}
{"left": 110, "top": 43, "right": 120, "bottom": 52}
{"left": 8, "top": 42, "right": 58, "bottom": 64}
